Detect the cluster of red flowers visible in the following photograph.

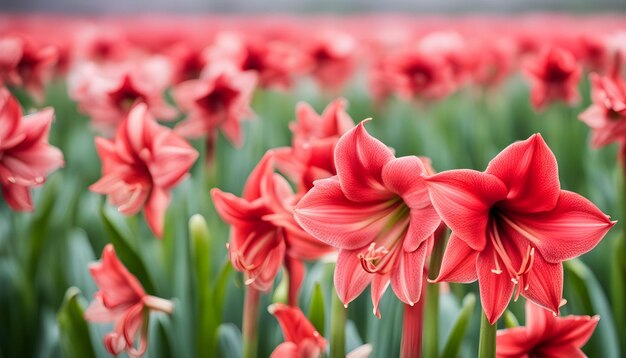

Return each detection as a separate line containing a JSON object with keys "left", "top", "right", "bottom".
{"left": 1, "top": 14, "right": 623, "bottom": 358}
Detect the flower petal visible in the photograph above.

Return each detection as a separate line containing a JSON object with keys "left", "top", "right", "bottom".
{"left": 477, "top": 244, "right": 514, "bottom": 324}
{"left": 334, "top": 120, "right": 395, "bottom": 202}
{"left": 507, "top": 190, "right": 615, "bottom": 263}
{"left": 371, "top": 274, "right": 390, "bottom": 319}
{"left": 334, "top": 248, "right": 373, "bottom": 306}
{"left": 433, "top": 234, "right": 478, "bottom": 283}
{"left": 143, "top": 188, "right": 170, "bottom": 238}
{"left": 390, "top": 243, "right": 427, "bottom": 306}
{"left": 521, "top": 253, "right": 563, "bottom": 317}
{"left": 496, "top": 327, "right": 532, "bottom": 358}
{"left": 426, "top": 169, "right": 508, "bottom": 251}
{"left": 486, "top": 134, "right": 560, "bottom": 212}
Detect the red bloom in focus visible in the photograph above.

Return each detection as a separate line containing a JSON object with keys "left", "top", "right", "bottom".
{"left": 523, "top": 47, "right": 582, "bottom": 111}
{"left": 90, "top": 104, "right": 198, "bottom": 238}
{"left": 579, "top": 69, "right": 626, "bottom": 148}
{"left": 427, "top": 134, "right": 614, "bottom": 324}
{"left": 69, "top": 57, "right": 177, "bottom": 134}
{"left": 0, "top": 88, "right": 64, "bottom": 211}
{"left": 173, "top": 63, "right": 257, "bottom": 147}
{"left": 294, "top": 121, "right": 441, "bottom": 317}
{"left": 497, "top": 300, "right": 599, "bottom": 358}
{"left": 268, "top": 303, "right": 327, "bottom": 358}
{"left": 85, "top": 244, "right": 174, "bottom": 358}
{"left": 212, "top": 152, "right": 332, "bottom": 303}
{"left": 274, "top": 98, "right": 355, "bottom": 195}
{"left": 0, "top": 36, "right": 58, "bottom": 102}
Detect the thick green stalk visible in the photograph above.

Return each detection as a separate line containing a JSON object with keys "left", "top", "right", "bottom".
{"left": 478, "top": 313, "right": 496, "bottom": 358}
{"left": 242, "top": 287, "right": 261, "bottom": 358}
{"left": 330, "top": 290, "right": 346, "bottom": 358}
{"left": 424, "top": 230, "right": 447, "bottom": 358}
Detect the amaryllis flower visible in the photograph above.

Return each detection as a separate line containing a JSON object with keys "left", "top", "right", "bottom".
{"left": 0, "top": 88, "right": 64, "bottom": 211}
{"left": 523, "top": 47, "right": 582, "bottom": 111}
{"left": 274, "top": 98, "right": 355, "bottom": 195}
{"left": 68, "top": 56, "right": 177, "bottom": 134}
{"left": 427, "top": 134, "right": 614, "bottom": 324}
{"left": 497, "top": 300, "right": 599, "bottom": 358}
{"left": 302, "top": 31, "right": 357, "bottom": 91}
{"left": 268, "top": 303, "right": 327, "bottom": 358}
{"left": 0, "top": 35, "right": 58, "bottom": 102}
{"left": 211, "top": 151, "right": 332, "bottom": 303}
{"left": 205, "top": 32, "right": 301, "bottom": 90}
{"left": 173, "top": 63, "right": 257, "bottom": 148}
{"left": 85, "top": 244, "right": 174, "bottom": 358}
{"left": 579, "top": 65, "right": 626, "bottom": 148}
{"left": 294, "top": 121, "right": 441, "bottom": 317}
{"left": 90, "top": 103, "right": 198, "bottom": 238}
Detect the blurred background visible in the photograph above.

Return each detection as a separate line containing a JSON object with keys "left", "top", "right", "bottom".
{"left": 2, "top": 0, "right": 625, "bottom": 13}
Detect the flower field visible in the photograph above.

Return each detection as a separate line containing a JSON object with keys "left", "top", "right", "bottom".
{"left": 1, "top": 14, "right": 625, "bottom": 358}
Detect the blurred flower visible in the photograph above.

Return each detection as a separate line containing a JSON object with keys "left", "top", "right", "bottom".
{"left": 302, "top": 31, "right": 357, "bottom": 92}
{"left": 206, "top": 32, "right": 302, "bottom": 90}
{"left": 268, "top": 303, "right": 327, "bottom": 358}
{"left": 173, "top": 62, "right": 257, "bottom": 151}
{"left": 579, "top": 57, "right": 626, "bottom": 148}
{"left": 427, "top": 134, "right": 615, "bottom": 324}
{"left": 295, "top": 121, "right": 441, "bottom": 317}
{"left": 523, "top": 47, "right": 582, "bottom": 111}
{"left": 274, "top": 98, "right": 355, "bottom": 196}
{"left": 0, "top": 88, "right": 64, "bottom": 211}
{"left": 211, "top": 151, "right": 333, "bottom": 304}
{"left": 496, "top": 300, "right": 599, "bottom": 358}
{"left": 90, "top": 103, "right": 198, "bottom": 238}
{"left": 0, "top": 35, "right": 58, "bottom": 102}
{"left": 69, "top": 56, "right": 177, "bottom": 134}
{"left": 85, "top": 244, "right": 174, "bottom": 358}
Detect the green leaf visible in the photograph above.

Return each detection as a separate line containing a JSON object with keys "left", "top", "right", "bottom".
{"left": 26, "top": 173, "right": 59, "bottom": 279}
{"left": 442, "top": 293, "right": 476, "bottom": 358}
{"left": 212, "top": 259, "right": 234, "bottom": 317}
{"left": 217, "top": 323, "right": 243, "bottom": 358}
{"left": 99, "top": 206, "right": 156, "bottom": 294}
{"left": 503, "top": 310, "right": 520, "bottom": 329}
{"left": 57, "top": 287, "right": 96, "bottom": 358}
{"left": 189, "top": 214, "right": 217, "bottom": 358}
{"left": 565, "top": 259, "right": 620, "bottom": 358}
{"left": 611, "top": 233, "right": 626, "bottom": 353}
{"left": 308, "top": 282, "right": 326, "bottom": 337}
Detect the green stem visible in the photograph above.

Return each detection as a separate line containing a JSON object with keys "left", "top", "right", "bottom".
{"left": 242, "top": 287, "right": 260, "bottom": 358}
{"left": 478, "top": 312, "right": 496, "bottom": 358}
{"left": 330, "top": 289, "right": 346, "bottom": 358}
{"left": 424, "top": 230, "right": 447, "bottom": 358}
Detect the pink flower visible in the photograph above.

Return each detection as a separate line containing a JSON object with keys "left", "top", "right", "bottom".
{"left": 302, "top": 31, "right": 357, "bottom": 91}
{"left": 0, "top": 36, "right": 58, "bottom": 102}
{"left": 523, "top": 47, "right": 582, "bottom": 111}
{"left": 85, "top": 244, "right": 174, "bottom": 358}
{"left": 0, "top": 88, "right": 64, "bottom": 211}
{"left": 90, "top": 103, "right": 198, "bottom": 238}
{"left": 69, "top": 56, "right": 177, "bottom": 134}
{"left": 211, "top": 151, "right": 333, "bottom": 303}
{"left": 294, "top": 121, "right": 441, "bottom": 317}
{"left": 173, "top": 63, "right": 257, "bottom": 147}
{"left": 497, "top": 300, "right": 599, "bottom": 358}
{"left": 274, "top": 98, "right": 355, "bottom": 195}
{"left": 268, "top": 303, "right": 327, "bottom": 358}
{"left": 427, "top": 134, "right": 615, "bottom": 324}
{"left": 579, "top": 70, "right": 626, "bottom": 148}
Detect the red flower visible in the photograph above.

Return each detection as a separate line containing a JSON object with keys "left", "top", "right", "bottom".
{"left": 0, "top": 35, "right": 58, "bottom": 102}
{"left": 69, "top": 57, "right": 177, "bottom": 134}
{"left": 427, "top": 134, "right": 614, "bottom": 324}
{"left": 268, "top": 303, "right": 327, "bottom": 358}
{"left": 274, "top": 98, "right": 355, "bottom": 195}
{"left": 294, "top": 121, "right": 441, "bottom": 317}
{"left": 523, "top": 47, "right": 582, "bottom": 111}
{"left": 497, "top": 300, "right": 599, "bottom": 358}
{"left": 211, "top": 151, "right": 332, "bottom": 302}
{"left": 302, "top": 31, "right": 357, "bottom": 92}
{"left": 173, "top": 63, "right": 257, "bottom": 146}
{"left": 579, "top": 71, "right": 626, "bottom": 148}
{"left": 0, "top": 88, "right": 64, "bottom": 211}
{"left": 90, "top": 104, "right": 198, "bottom": 238}
{"left": 85, "top": 244, "right": 174, "bottom": 358}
